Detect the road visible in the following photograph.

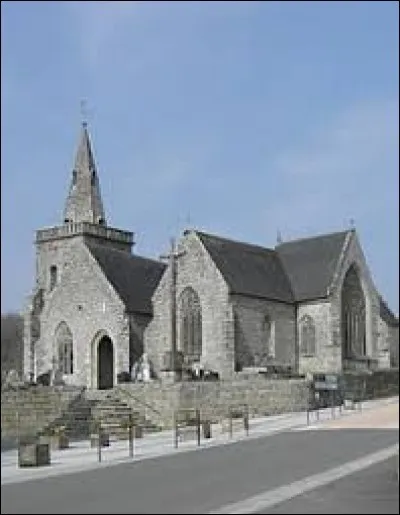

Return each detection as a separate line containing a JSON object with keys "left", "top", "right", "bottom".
{"left": 259, "top": 456, "right": 398, "bottom": 514}
{"left": 1, "top": 428, "right": 398, "bottom": 514}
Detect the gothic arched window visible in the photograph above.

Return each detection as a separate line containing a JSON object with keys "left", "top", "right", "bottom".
{"left": 341, "top": 264, "right": 366, "bottom": 358}
{"left": 263, "top": 315, "right": 275, "bottom": 359}
{"left": 55, "top": 322, "right": 73, "bottom": 375}
{"left": 300, "top": 315, "right": 316, "bottom": 356}
{"left": 179, "top": 287, "right": 202, "bottom": 364}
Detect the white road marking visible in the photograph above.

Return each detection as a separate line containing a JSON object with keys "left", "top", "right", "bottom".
{"left": 209, "top": 444, "right": 399, "bottom": 514}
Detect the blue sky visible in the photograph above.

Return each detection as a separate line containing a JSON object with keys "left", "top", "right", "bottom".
{"left": 1, "top": 1, "right": 399, "bottom": 314}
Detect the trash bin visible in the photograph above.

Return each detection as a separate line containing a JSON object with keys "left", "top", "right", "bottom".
{"left": 18, "top": 442, "right": 50, "bottom": 468}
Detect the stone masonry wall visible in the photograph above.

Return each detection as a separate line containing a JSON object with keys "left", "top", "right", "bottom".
{"left": 33, "top": 237, "right": 129, "bottom": 387}
{"left": 1, "top": 386, "right": 83, "bottom": 449}
{"left": 377, "top": 316, "right": 391, "bottom": 369}
{"left": 297, "top": 300, "right": 341, "bottom": 373}
{"left": 232, "top": 295, "right": 296, "bottom": 370}
{"left": 144, "top": 231, "right": 234, "bottom": 378}
{"left": 119, "top": 377, "right": 309, "bottom": 428}
{"left": 343, "top": 369, "right": 399, "bottom": 400}
{"left": 390, "top": 325, "right": 399, "bottom": 368}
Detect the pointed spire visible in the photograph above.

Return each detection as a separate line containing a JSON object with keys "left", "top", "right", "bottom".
{"left": 63, "top": 123, "right": 107, "bottom": 226}
{"left": 73, "top": 122, "right": 96, "bottom": 175}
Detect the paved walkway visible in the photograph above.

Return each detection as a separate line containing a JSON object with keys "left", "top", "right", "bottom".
{"left": 298, "top": 397, "right": 399, "bottom": 431}
{"left": 1, "top": 396, "right": 398, "bottom": 486}
{"left": 315, "top": 400, "right": 399, "bottom": 430}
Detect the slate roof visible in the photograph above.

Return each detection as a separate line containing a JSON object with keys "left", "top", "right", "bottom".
{"left": 276, "top": 230, "right": 349, "bottom": 302}
{"left": 195, "top": 231, "right": 294, "bottom": 303}
{"left": 196, "top": 229, "right": 350, "bottom": 303}
{"left": 379, "top": 296, "right": 399, "bottom": 327}
{"left": 87, "top": 243, "right": 166, "bottom": 315}
{"left": 87, "top": 229, "right": 397, "bottom": 321}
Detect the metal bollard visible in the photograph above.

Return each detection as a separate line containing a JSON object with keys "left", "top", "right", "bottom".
{"left": 196, "top": 409, "right": 201, "bottom": 447}
{"left": 98, "top": 424, "right": 102, "bottom": 463}
{"left": 244, "top": 406, "right": 249, "bottom": 436}
{"left": 173, "top": 413, "right": 178, "bottom": 449}
{"left": 331, "top": 391, "right": 335, "bottom": 419}
{"left": 129, "top": 413, "right": 134, "bottom": 458}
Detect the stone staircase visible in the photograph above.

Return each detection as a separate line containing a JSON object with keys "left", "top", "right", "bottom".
{"left": 43, "top": 390, "right": 97, "bottom": 440}
{"left": 85, "top": 389, "right": 162, "bottom": 435}
{"left": 114, "top": 386, "right": 168, "bottom": 430}
{"left": 1, "top": 386, "right": 164, "bottom": 450}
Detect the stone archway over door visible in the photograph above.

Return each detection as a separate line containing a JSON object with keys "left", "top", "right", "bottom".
{"left": 98, "top": 336, "right": 114, "bottom": 389}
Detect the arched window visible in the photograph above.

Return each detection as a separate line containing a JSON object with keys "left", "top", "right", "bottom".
{"left": 300, "top": 315, "right": 316, "bottom": 356}
{"left": 341, "top": 264, "right": 366, "bottom": 358}
{"left": 49, "top": 265, "right": 57, "bottom": 291}
{"left": 179, "top": 287, "right": 202, "bottom": 364}
{"left": 55, "top": 322, "right": 73, "bottom": 375}
{"left": 263, "top": 315, "right": 275, "bottom": 359}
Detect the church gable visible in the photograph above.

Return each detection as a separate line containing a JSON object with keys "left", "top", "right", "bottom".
{"left": 144, "top": 230, "right": 234, "bottom": 376}
{"left": 276, "top": 230, "right": 349, "bottom": 302}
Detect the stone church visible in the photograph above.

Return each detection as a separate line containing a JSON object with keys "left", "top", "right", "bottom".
{"left": 23, "top": 123, "right": 399, "bottom": 389}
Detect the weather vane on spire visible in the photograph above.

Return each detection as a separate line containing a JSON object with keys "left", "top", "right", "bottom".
{"left": 80, "top": 99, "right": 88, "bottom": 127}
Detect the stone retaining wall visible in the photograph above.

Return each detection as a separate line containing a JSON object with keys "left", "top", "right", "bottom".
{"left": 2, "top": 369, "right": 397, "bottom": 448}
{"left": 1, "top": 386, "right": 83, "bottom": 450}
{"left": 343, "top": 368, "right": 399, "bottom": 400}
{"left": 118, "top": 377, "right": 310, "bottom": 427}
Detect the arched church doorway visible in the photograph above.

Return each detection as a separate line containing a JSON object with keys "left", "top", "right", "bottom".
{"left": 97, "top": 336, "right": 114, "bottom": 389}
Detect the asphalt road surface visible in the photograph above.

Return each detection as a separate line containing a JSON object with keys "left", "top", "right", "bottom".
{"left": 259, "top": 456, "right": 399, "bottom": 514}
{"left": 1, "top": 429, "right": 398, "bottom": 514}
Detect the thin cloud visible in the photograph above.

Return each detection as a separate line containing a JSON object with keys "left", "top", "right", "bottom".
{"left": 263, "top": 98, "right": 399, "bottom": 240}
{"left": 68, "top": 1, "right": 262, "bottom": 72}
{"left": 67, "top": 1, "right": 140, "bottom": 69}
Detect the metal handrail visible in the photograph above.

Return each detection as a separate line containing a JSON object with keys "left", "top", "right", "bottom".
{"left": 117, "top": 386, "right": 162, "bottom": 416}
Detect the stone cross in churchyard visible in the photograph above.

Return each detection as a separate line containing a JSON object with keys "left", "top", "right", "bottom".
{"left": 160, "top": 237, "right": 186, "bottom": 379}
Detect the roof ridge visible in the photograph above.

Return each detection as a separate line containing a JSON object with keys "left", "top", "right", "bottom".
{"left": 276, "top": 229, "right": 352, "bottom": 248}
{"left": 195, "top": 230, "right": 275, "bottom": 253}
{"left": 85, "top": 241, "right": 165, "bottom": 267}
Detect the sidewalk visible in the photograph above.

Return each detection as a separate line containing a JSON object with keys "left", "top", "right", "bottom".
{"left": 1, "top": 396, "right": 398, "bottom": 486}
{"left": 314, "top": 400, "right": 399, "bottom": 430}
